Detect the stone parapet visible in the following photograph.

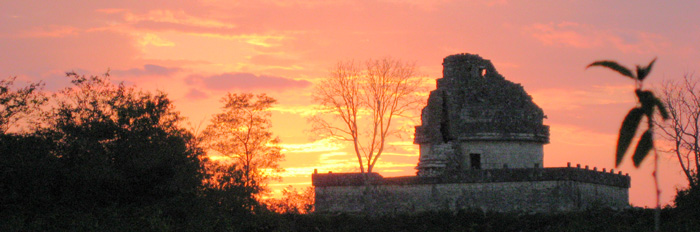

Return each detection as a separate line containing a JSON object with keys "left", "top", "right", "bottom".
{"left": 312, "top": 167, "right": 630, "bottom": 188}
{"left": 311, "top": 172, "right": 384, "bottom": 187}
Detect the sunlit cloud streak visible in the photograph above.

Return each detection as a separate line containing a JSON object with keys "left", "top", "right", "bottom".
{"left": 112, "top": 64, "right": 181, "bottom": 77}
{"left": 270, "top": 105, "right": 323, "bottom": 117}
{"left": 280, "top": 137, "right": 344, "bottom": 153}
{"left": 526, "top": 22, "right": 668, "bottom": 54}
{"left": 186, "top": 72, "right": 311, "bottom": 91}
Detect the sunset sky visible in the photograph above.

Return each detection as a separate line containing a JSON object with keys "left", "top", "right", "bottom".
{"left": 3, "top": 0, "right": 700, "bottom": 207}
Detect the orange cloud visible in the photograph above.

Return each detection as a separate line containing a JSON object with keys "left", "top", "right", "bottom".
{"left": 185, "top": 72, "right": 311, "bottom": 91}
{"left": 280, "top": 137, "right": 345, "bottom": 153}
{"left": 124, "top": 10, "right": 236, "bottom": 31}
{"left": 138, "top": 33, "right": 175, "bottom": 47}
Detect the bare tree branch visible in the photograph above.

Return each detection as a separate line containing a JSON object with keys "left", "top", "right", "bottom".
{"left": 311, "top": 58, "right": 426, "bottom": 173}
{"left": 657, "top": 74, "right": 700, "bottom": 185}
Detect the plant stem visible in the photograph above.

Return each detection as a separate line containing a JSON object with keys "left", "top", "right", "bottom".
{"left": 653, "top": 146, "right": 661, "bottom": 232}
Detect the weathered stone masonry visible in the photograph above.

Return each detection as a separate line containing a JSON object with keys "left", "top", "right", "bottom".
{"left": 415, "top": 54, "right": 549, "bottom": 176}
{"left": 313, "top": 168, "right": 629, "bottom": 214}
{"left": 312, "top": 53, "right": 631, "bottom": 214}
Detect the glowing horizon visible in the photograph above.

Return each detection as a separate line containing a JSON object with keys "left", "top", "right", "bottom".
{"left": 3, "top": 0, "right": 700, "bottom": 207}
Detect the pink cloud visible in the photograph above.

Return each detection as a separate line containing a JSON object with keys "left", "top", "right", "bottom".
{"left": 9, "top": 25, "right": 80, "bottom": 38}
{"left": 187, "top": 72, "right": 311, "bottom": 91}
{"left": 0, "top": 30, "right": 140, "bottom": 78}
{"left": 526, "top": 22, "right": 668, "bottom": 54}
{"left": 185, "top": 88, "right": 208, "bottom": 100}
{"left": 527, "top": 22, "right": 604, "bottom": 48}
{"left": 112, "top": 64, "right": 181, "bottom": 77}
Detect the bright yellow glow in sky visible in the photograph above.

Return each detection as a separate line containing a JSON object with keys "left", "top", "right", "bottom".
{"left": 3, "top": 0, "right": 700, "bottom": 207}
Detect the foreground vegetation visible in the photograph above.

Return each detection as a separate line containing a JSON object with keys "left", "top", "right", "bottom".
{"left": 2, "top": 206, "right": 700, "bottom": 231}
{"left": 0, "top": 73, "right": 298, "bottom": 231}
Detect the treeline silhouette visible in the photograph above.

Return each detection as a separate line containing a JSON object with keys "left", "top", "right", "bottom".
{"left": 0, "top": 73, "right": 305, "bottom": 231}
{"left": 2, "top": 73, "right": 700, "bottom": 231}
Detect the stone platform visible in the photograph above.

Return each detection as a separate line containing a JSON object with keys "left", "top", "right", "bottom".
{"left": 313, "top": 167, "right": 630, "bottom": 214}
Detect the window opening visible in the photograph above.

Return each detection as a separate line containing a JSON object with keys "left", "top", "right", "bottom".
{"left": 470, "top": 153, "right": 481, "bottom": 170}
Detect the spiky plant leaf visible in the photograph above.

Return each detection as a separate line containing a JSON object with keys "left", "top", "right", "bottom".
{"left": 632, "top": 130, "right": 653, "bottom": 167}
{"left": 651, "top": 94, "right": 669, "bottom": 120}
{"left": 636, "top": 58, "right": 657, "bottom": 81}
{"left": 587, "top": 61, "right": 636, "bottom": 80}
{"left": 617, "top": 107, "right": 644, "bottom": 167}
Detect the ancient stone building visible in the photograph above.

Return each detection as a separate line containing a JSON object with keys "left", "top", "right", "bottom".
{"left": 312, "top": 53, "right": 630, "bottom": 214}
{"left": 414, "top": 54, "right": 549, "bottom": 175}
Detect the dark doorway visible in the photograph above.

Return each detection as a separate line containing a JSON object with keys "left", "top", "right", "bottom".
{"left": 470, "top": 153, "right": 481, "bottom": 170}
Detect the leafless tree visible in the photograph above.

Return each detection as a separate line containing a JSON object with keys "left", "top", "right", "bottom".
{"left": 310, "top": 58, "right": 425, "bottom": 173}
{"left": 657, "top": 74, "right": 700, "bottom": 186}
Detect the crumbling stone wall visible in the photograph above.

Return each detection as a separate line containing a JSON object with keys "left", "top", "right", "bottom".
{"left": 414, "top": 53, "right": 550, "bottom": 176}
{"left": 414, "top": 53, "right": 549, "bottom": 145}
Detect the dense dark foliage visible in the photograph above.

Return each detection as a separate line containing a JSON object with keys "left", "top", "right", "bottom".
{"left": 42, "top": 72, "right": 204, "bottom": 207}
{"left": 0, "top": 73, "right": 261, "bottom": 231}
{"left": 244, "top": 207, "right": 698, "bottom": 232}
{"left": 0, "top": 134, "right": 59, "bottom": 212}
{"left": 674, "top": 174, "right": 700, "bottom": 219}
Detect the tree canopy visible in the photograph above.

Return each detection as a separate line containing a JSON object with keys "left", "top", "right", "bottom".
{"left": 42, "top": 72, "right": 205, "bottom": 205}
{"left": 202, "top": 93, "right": 284, "bottom": 193}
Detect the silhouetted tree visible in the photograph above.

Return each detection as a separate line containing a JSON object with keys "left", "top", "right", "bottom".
{"left": 202, "top": 161, "right": 261, "bottom": 214}
{"left": 44, "top": 72, "right": 204, "bottom": 206}
{"left": 0, "top": 77, "right": 54, "bottom": 210}
{"left": 674, "top": 173, "right": 700, "bottom": 217}
{"left": 310, "top": 58, "right": 425, "bottom": 173}
{"left": 265, "top": 186, "right": 314, "bottom": 214}
{"left": 0, "top": 133, "right": 59, "bottom": 211}
{"left": 0, "top": 76, "right": 47, "bottom": 134}
{"left": 656, "top": 74, "right": 700, "bottom": 186}
{"left": 201, "top": 93, "right": 284, "bottom": 194}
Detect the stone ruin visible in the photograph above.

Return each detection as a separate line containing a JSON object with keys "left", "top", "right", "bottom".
{"left": 414, "top": 53, "right": 549, "bottom": 176}
{"left": 311, "top": 53, "right": 630, "bottom": 214}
